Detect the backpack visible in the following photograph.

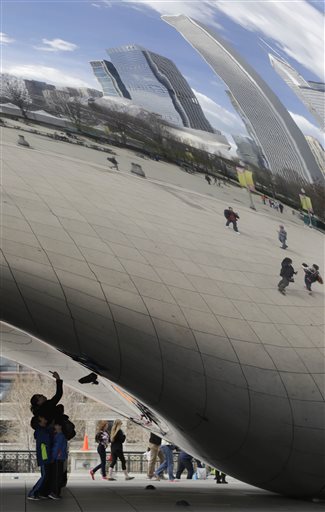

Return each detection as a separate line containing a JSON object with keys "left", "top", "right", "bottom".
{"left": 62, "top": 418, "right": 76, "bottom": 441}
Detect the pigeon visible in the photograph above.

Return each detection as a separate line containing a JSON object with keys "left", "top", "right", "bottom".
{"left": 176, "top": 500, "right": 190, "bottom": 506}
{"left": 145, "top": 485, "right": 156, "bottom": 490}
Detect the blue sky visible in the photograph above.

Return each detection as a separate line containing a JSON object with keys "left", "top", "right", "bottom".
{"left": 1, "top": 0, "right": 324, "bottom": 143}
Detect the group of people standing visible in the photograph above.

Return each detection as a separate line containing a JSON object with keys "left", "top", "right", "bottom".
{"left": 28, "top": 372, "right": 75, "bottom": 501}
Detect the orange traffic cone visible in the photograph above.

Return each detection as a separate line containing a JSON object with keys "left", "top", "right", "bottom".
{"left": 82, "top": 434, "right": 89, "bottom": 451}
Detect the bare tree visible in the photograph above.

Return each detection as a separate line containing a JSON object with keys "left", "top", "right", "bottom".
{"left": 1, "top": 74, "right": 32, "bottom": 118}
{"left": 44, "top": 90, "right": 95, "bottom": 131}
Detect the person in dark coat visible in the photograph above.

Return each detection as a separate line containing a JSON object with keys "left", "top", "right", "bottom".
{"left": 278, "top": 258, "right": 297, "bottom": 295}
{"left": 302, "top": 263, "right": 323, "bottom": 294}
{"left": 30, "top": 372, "right": 63, "bottom": 430}
{"left": 224, "top": 207, "right": 240, "bottom": 233}
{"left": 108, "top": 419, "right": 134, "bottom": 480}
{"left": 176, "top": 451, "right": 194, "bottom": 480}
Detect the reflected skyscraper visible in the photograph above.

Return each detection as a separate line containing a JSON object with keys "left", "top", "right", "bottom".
{"left": 90, "top": 60, "right": 131, "bottom": 99}
{"left": 270, "top": 54, "right": 325, "bottom": 132}
{"left": 106, "top": 44, "right": 214, "bottom": 131}
{"left": 233, "top": 135, "right": 267, "bottom": 169}
{"left": 305, "top": 136, "right": 325, "bottom": 174}
{"left": 162, "top": 14, "right": 324, "bottom": 184}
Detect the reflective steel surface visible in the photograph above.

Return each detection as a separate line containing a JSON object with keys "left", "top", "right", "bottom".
{"left": 1, "top": 126, "right": 324, "bottom": 498}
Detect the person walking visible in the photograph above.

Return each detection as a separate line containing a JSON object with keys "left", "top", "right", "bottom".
{"left": 302, "top": 263, "right": 323, "bottom": 295}
{"left": 224, "top": 207, "right": 240, "bottom": 233}
{"left": 205, "top": 174, "right": 211, "bottom": 185}
{"left": 147, "top": 433, "right": 164, "bottom": 480}
{"left": 153, "top": 440, "right": 176, "bottom": 481}
{"left": 176, "top": 451, "right": 194, "bottom": 480}
{"left": 108, "top": 419, "right": 134, "bottom": 481}
{"left": 278, "top": 258, "right": 297, "bottom": 295}
{"left": 90, "top": 421, "right": 110, "bottom": 480}
{"left": 107, "top": 157, "right": 119, "bottom": 170}
{"left": 279, "top": 203, "right": 284, "bottom": 214}
{"left": 278, "top": 225, "right": 288, "bottom": 249}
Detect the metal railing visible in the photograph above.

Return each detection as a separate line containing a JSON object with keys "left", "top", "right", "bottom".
{"left": 0, "top": 451, "right": 180, "bottom": 474}
{"left": 0, "top": 451, "right": 38, "bottom": 473}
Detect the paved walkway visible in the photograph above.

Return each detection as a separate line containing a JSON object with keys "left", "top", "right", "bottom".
{"left": 1, "top": 474, "right": 323, "bottom": 511}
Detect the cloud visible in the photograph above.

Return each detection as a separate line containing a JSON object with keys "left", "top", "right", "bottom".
{"left": 119, "top": 0, "right": 221, "bottom": 27}
{"left": 34, "top": 38, "right": 78, "bottom": 52}
{"left": 289, "top": 111, "right": 324, "bottom": 144}
{"left": 91, "top": 3, "right": 101, "bottom": 7}
{"left": 0, "top": 32, "right": 15, "bottom": 44}
{"left": 214, "top": 0, "right": 324, "bottom": 80}
{"left": 137, "top": 1, "right": 324, "bottom": 80}
{"left": 193, "top": 88, "right": 245, "bottom": 134}
{"left": 4, "top": 64, "right": 92, "bottom": 88}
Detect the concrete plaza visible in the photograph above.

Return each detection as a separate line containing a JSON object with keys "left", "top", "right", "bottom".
{"left": 1, "top": 474, "right": 323, "bottom": 512}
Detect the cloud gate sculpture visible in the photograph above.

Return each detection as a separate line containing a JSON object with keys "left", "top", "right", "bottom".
{"left": 1, "top": 122, "right": 324, "bottom": 500}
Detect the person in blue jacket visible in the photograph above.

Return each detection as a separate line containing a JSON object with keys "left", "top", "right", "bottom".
{"left": 49, "top": 423, "right": 68, "bottom": 499}
{"left": 27, "top": 416, "right": 53, "bottom": 500}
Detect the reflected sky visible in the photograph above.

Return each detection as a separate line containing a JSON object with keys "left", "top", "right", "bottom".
{"left": 2, "top": 1, "right": 324, "bottom": 143}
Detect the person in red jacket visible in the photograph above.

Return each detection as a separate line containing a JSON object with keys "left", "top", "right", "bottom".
{"left": 224, "top": 207, "right": 240, "bottom": 233}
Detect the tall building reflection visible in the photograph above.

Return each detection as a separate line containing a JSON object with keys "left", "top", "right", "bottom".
{"left": 270, "top": 54, "right": 325, "bottom": 132}
{"left": 91, "top": 44, "right": 214, "bottom": 132}
{"left": 162, "top": 14, "right": 324, "bottom": 184}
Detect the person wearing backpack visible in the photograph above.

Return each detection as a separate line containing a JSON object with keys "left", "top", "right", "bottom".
{"left": 302, "top": 263, "right": 323, "bottom": 295}
{"left": 90, "top": 421, "right": 110, "bottom": 480}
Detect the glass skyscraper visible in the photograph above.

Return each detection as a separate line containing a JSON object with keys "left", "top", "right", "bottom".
{"left": 90, "top": 60, "right": 131, "bottom": 99}
{"left": 145, "top": 51, "right": 214, "bottom": 132}
{"left": 105, "top": 44, "right": 214, "bottom": 131}
{"left": 106, "top": 45, "right": 183, "bottom": 126}
{"left": 162, "top": 14, "right": 324, "bottom": 184}
{"left": 269, "top": 54, "right": 324, "bottom": 132}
